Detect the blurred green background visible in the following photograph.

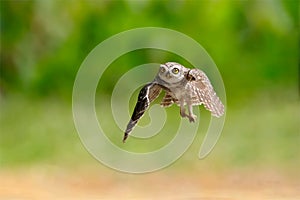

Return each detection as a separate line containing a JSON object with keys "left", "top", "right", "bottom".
{"left": 0, "top": 0, "right": 299, "bottom": 172}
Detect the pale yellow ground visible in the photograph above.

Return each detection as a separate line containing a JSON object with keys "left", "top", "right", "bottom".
{"left": 1, "top": 165, "right": 299, "bottom": 200}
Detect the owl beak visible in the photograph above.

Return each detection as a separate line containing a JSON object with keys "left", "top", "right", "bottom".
{"left": 166, "top": 72, "right": 172, "bottom": 79}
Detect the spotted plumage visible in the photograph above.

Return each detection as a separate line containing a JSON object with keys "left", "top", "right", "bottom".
{"left": 123, "top": 62, "right": 224, "bottom": 142}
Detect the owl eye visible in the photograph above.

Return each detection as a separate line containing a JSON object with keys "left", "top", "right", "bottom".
{"left": 172, "top": 68, "right": 179, "bottom": 74}
{"left": 160, "top": 67, "right": 166, "bottom": 73}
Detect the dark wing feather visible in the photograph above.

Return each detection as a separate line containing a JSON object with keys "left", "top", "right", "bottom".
{"left": 160, "top": 92, "right": 178, "bottom": 107}
{"left": 187, "top": 69, "right": 224, "bottom": 117}
{"left": 123, "top": 83, "right": 162, "bottom": 142}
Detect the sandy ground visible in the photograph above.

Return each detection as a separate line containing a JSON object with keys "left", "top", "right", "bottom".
{"left": 1, "top": 165, "right": 299, "bottom": 200}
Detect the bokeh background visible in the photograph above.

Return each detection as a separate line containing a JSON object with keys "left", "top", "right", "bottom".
{"left": 1, "top": 0, "right": 299, "bottom": 199}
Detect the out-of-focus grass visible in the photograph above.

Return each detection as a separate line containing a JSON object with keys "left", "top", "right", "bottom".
{"left": 213, "top": 96, "right": 300, "bottom": 170}
{"left": 0, "top": 89, "right": 299, "bottom": 171}
{"left": 0, "top": 96, "right": 90, "bottom": 167}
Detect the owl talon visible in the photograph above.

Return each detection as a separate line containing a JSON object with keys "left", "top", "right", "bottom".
{"left": 180, "top": 112, "right": 188, "bottom": 118}
{"left": 188, "top": 114, "right": 197, "bottom": 122}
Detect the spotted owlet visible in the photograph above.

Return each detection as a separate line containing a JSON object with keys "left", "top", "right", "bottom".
{"left": 123, "top": 62, "right": 224, "bottom": 142}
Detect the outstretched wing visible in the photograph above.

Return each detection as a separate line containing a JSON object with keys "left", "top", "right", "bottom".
{"left": 187, "top": 69, "right": 224, "bottom": 117}
{"left": 123, "top": 82, "right": 162, "bottom": 142}
{"left": 160, "top": 92, "right": 178, "bottom": 107}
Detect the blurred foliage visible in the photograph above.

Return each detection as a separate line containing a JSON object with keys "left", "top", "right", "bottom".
{"left": 0, "top": 0, "right": 299, "bottom": 168}
{"left": 0, "top": 0, "right": 298, "bottom": 104}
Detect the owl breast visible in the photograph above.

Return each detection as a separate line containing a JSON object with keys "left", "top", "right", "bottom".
{"left": 169, "top": 82, "right": 192, "bottom": 101}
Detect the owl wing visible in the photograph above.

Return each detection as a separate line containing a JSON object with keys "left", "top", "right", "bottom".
{"left": 123, "top": 82, "right": 162, "bottom": 142}
{"left": 187, "top": 69, "right": 224, "bottom": 117}
{"left": 160, "top": 92, "right": 179, "bottom": 107}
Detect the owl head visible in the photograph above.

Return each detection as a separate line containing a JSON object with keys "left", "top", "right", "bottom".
{"left": 158, "top": 62, "right": 187, "bottom": 84}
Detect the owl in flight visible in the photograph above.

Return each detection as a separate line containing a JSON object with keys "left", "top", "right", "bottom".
{"left": 123, "top": 62, "right": 224, "bottom": 142}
